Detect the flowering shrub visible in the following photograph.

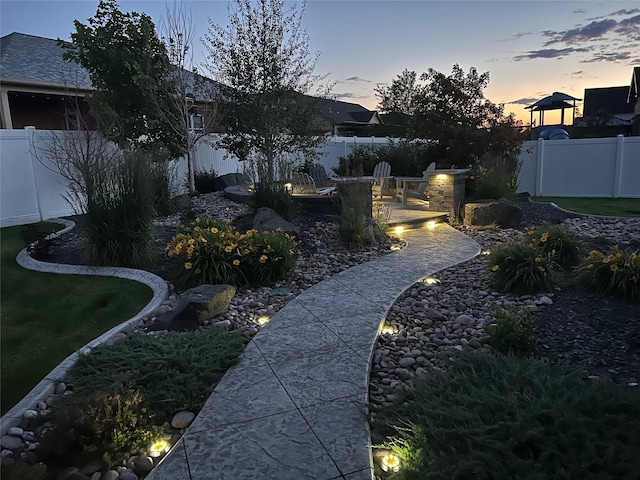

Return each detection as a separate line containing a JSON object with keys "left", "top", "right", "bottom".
{"left": 488, "top": 241, "right": 556, "bottom": 294}
{"left": 167, "top": 218, "right": 300, "bottom": 288}
{"left": 577, "top": 247, "right": 640, "bottom": 303}
{"left": 527, "top": 224, "right": 582, "bottom": 270}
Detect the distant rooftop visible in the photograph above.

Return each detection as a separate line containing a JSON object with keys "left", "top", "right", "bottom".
{"left": 0, "top": 32, "right": 91, "bottom": 88}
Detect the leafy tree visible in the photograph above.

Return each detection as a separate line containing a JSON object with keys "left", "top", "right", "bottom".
{"left": 158, "top": 1, "right": 227, "bottom": 193}
{"left": 374, "top": 69, "right": 419, "bottom": 115}
{"left": 62, "top": 0, "right": 186, "bottom": 158}
{"left": 203, "top": 0, "right": 330, "bottom": 184}
{"left": 409, "top": 64, "right": 526, "bottom": 169}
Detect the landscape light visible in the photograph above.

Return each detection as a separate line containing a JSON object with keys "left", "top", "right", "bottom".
{"left": 436, "top": 174, "right": 448, "bottom": 180}
{"left": 381, "top": 325, "right": 395, "bottom": 335}
{"left": 149, "top": 439, "right": 171, "bottom": 458}
{"left": 427, "top": 221, "right": 436, "bottom": 229}
{"left": 394, "top": 225, "right": 405, "bottom": 235}
{"left": 284, "top": 183, "right": 293, "bottom": 194}
{"left": 423, "top": 277, "right": 439, "bottom": 285}
{"left": 380, "top": 452, "right": 401, "bottom": 472}
{"left": 257, "top": 315, "right": 270, "bottom": 325}
{"left": 482, "top": 250, "right": 491, "bottom": 255}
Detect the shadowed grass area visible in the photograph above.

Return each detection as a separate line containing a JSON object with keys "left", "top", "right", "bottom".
{"left": 1, "top": 223, "right": 152, "bottom": 415}
{"left": 534, "top": 197, "right": 640, "bottom": 217}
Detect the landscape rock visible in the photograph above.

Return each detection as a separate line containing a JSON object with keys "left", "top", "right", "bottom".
{"left": 118, "top": 469, "right": 138, "bottom": 480}
{"left": 463, "top": 199, "right": 523, "bottom": 228}
{"left": 100, "top": 471, "right": 119, "bottom": 480}
{"left": 252, "top": 207, "right": 299, "bottom": 234}
{"left": 0, "top": 435, "right": 23, "bottom": 450}
{"left": 133, "top": 455, "right": 154, "bottom": 475}
{"left": 150, "top": 284, "right": 236, "bottom": 331}
{"left": 171, "top": 411, "right": 195, "bottom": 429}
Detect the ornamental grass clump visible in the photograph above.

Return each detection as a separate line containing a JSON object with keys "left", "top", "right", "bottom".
{"left": 488, "top": 241, "right": 556, "bottom": 294}
{"left": 374, "top": 352, "right": 640, "bottom": 480}
{"left": 488, "top": 304, "right": 536, "bottom": 356}
{"left": 167, "top": 217, "right": 300, "bottom": 288}
{"left": 527, "top": 224, "right": 583, "bottom": 270}
{"left": 577, "top": 246, "right": 640, "bottom": 303}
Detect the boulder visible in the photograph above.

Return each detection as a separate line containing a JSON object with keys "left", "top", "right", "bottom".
{"left": 171, "top": 410, "right": 196, "bottom": 429}
{"left": 252, "top": 207, "right": 299, "bottom": 234}
{"left": 463, "top": 199, "right": 523, "bottom": 228}
{"left": 150, "top": 284, "right": 236, "bottom": 331}
{"left": 214, "top": 172, "right": 251, "bottom": 191}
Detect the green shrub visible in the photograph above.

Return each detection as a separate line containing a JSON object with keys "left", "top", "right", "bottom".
{"left": 37, "top": 384, "right": 160, "bottom": 468}
{"left": 488, "top": 241, "right": 556, "bottom": 294}
{"left": 488, "top": 304, "right": 535, "bottom": 356}
{"left": 333, "top": 144, "right": 380, "bottom": 176}
{"left": 473, "top": 168, "right": 516, "bottom": 200}
{"left": 251, "top": 182, "right": 299, "bottom": 222}
{"left": 167, "top": 217, "right": 300, "bottom": 288}
{"left": 375, "top": 352, "right": 640, "bottom": 479}
{"left": 194, "top": 168, "right": 218, "bottom": 194}
{"left": 527, "top": 224, "right": 583, "bottom": 270}
{"left": 339, "top": 209, "right": 367, "bottom": 248}
{"left": 66, "top": 326, "right": 244, "bottom": 420}
{"left": 85, "top": 150, "right": 155, "bottom": 268}
{"left": 577, "top": 247, "right": 640, "bottom": 303}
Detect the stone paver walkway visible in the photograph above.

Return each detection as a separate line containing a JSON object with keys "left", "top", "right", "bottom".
{"left": 148, "top": 224, "right": 480, "bottom": 480}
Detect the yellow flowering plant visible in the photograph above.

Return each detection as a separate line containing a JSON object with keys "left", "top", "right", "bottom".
{"left": 528, "top": 223, "right": 583, "bottom": 270}
{"left": 167, "top": 218, "right": 300, "bottom": 288}
{"left": 488, "top": 241, "right": 557, "bottom": 294}
{"left": 577, "top": 246, "right": 640, "bottom": 303}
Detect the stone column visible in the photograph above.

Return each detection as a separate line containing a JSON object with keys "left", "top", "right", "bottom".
{"left": 425, "top": 172, "right": 466, "bottom": 212}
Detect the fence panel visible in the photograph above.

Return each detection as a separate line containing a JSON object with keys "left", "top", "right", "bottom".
{"left": 2, "top": 129, "right": 639, "bottom": 227}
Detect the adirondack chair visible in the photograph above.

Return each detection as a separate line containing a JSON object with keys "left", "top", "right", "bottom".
{"left": 396, "top": 162, "right": 436, "bottom": 204}
{"left": 291, "top": 172, "right": 336, "bottom": 195}
{"left": 371, "top": 161, "right": 392, "bottom": 199}
{"left": 308, "top": 164, "right": 335, "bottom": 188}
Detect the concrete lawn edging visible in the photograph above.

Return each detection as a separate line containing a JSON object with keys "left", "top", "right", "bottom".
{"left": 1, "top": 218, "right": 170, "bottom": 436}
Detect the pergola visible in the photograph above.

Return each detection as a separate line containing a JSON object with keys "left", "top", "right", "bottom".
{"left": 525, "top": 92, "right": 581, "bottom": 126}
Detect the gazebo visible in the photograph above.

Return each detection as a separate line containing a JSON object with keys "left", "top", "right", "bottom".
{"left": 525, "top": 92, "right": 581, "bottom": 127}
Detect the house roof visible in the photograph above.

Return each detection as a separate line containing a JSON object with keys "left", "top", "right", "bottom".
{"left": 0, "top": 32, "right": 222, "bottom": 99}
{"left": 0, "top": 32, "right": 92, "bottom": 89}
{"left": 583, "top": 86, "right": 634, "bottom": 116}
{"left": 628, "top": 66, "right": 640, "bottom": 103}
{"left": 319, "top": 98, "right": 380, "bottom": 125}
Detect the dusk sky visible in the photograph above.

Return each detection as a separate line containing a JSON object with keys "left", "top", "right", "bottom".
{"left": 2, "top": 0, "right": 639, "bottom": 125}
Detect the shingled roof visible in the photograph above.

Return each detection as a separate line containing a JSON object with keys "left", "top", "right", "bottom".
{"left": 319, "top": 98, "right": 380, "bottom": 125}
{"left": 0, "top": 32, "right": 91, "bottom": 88}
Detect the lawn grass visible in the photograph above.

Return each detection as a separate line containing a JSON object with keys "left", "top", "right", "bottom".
{"left": 533, "top": 197, "right": 640, "bottom": 217}
{"left": 1, "top": 222, "right": 152, "bottom": 415}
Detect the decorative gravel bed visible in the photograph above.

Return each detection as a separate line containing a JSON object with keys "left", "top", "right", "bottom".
{"left": 5, "top": 192, "right": 639, "bottom": 474}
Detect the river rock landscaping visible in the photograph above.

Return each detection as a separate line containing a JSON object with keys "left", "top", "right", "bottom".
{"left": 2, "top": 192, "right": 639, "bottom": 479}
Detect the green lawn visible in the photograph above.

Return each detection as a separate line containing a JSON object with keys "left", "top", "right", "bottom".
{"left": 1, "top": 223, "right": 152, "bottom": 415}
{"left": 533, "top": 197, "right": 640, "bottom": 217}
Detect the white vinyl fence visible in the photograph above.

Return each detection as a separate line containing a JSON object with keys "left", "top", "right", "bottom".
{"left": 518, "top": 135, "right": 640, "bottom": 198}
{"left": 2, "top": 129, "right": 639, "bottom": 227}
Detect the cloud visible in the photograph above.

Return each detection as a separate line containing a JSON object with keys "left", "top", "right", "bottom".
{"left": 508, "top": 97, "right": 540, "bottom": 106}
{"left": 581, "top": 51, "right": 633, "bottom": 63}
{"left": 570, "top": 70, "right": 585, "bottom": 77}
{"left": 344, "top": 76, "right": 371, "bottom": 83}
{"left": 515, "top": 10, "right": 640, "bottom": 63}
{"left": 332, "top": 92, "right": 361, "bottom": 100}
{"left": 544, "top": 19, "right": 617, "bottom": 45}
{"left": 514, "top": 47, "right": 589, "bottom": 61}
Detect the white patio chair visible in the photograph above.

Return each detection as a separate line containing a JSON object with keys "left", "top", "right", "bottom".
{"left": 371, "top": 161, "right": 392, "bottom": 198}
{"left": 291, "top": 172, "right": 336, "bottom": 195}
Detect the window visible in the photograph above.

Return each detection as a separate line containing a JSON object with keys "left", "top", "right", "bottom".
{"left": 190, "top": 114, "right": 204, "bottom": 132}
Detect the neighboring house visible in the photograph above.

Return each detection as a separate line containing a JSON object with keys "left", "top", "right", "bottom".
{"left": 0, "top": 32, "right": 220, "bottom": 132}
{"left": 573, "top": 67, "right": 639, "bottom": 137}
{"left": 318, "top": 98, "right": 382, "bottom": 136}
{"left": 0, "top": 32, "right": 93, "bottom": 130}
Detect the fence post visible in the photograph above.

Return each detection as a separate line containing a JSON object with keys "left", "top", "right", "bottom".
{"left": 613, "top": 134, "right": 624, "bottom": 198}
{"left": 25, "top": 126, "right": 44, "bottom": 222}
{"left": 535, "top": 137, "right": 544, "bottom": 197}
